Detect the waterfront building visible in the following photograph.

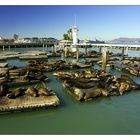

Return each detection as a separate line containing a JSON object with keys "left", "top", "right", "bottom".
{"left": 23, "top": 38, "right": 32, "bottom": 43}
{"left": 46, "top": 37, "right": 59, "bottom": 46}
{"left": 41, "top": 38, "right": 48, "bottom": 43}
{"left": 40, "top": 37, "right": 58, "bottom": 45}
{"left": 31, "top": 37, "right": 40, "bottom": 43}
{"left": 14, "top": 38, "right": 25, "bottom": 43}
{"left": 59, "top": 40, "right": 72, "bottom": 46}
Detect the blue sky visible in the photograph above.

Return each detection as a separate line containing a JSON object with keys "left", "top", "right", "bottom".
{"left": 0, "top": 5, "right": 140, "bottom": 40}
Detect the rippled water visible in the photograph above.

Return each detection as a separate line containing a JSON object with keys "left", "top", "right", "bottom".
{"left": 0, "top": 47, "right": 140, "bottom": 134}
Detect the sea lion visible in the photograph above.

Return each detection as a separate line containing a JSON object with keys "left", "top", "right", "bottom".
{"left": 73, "top": 87, "right": 85, "bottom": 101}
{"left": 25, "top": 87, "right": 38, "bottom": 97}
{"left": 118, "top": 75, "right": 140, "bottom": 90}
{"left": 100, "top": 89, "right": 109, "bottom": 96}
{"left": 83, "top": 87, "right": 101, "bottom": 100}
{"left": 119, "top": 83, "right": 130, "bottom": 95}
{"left": 0, "top": 84, "right": 8, "bottom": 97}
{"left": 38, "top": 87, "right": 50, "bottom": 96}
{"left": 7, "top": 88, "right": 25, "bottom": 99}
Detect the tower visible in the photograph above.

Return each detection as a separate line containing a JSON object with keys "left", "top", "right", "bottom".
{"left": 72, "top": 15, "right": 78, "bottom": 45}
{"left": 72, "top": 26, "right": 78, "bottom": 45}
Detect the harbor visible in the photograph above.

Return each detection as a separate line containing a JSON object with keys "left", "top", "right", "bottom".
{"left": 1, "top": 44, "right": 140, "bottom": 112}
{"left": 1, "top": 31, "right": 140, "bottom": 134}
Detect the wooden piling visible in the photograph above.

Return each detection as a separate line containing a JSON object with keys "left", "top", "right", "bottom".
{"left": 122, "top": 47, "right": 125, "bottom": 60}
{"left": 110, "top": 46, "right": 112, "bottom": 53}
{"left": 8, "top": 46, "right": 10, "bottom": 51}
{"left": 61, "top": 50, "right": 64, "bottom": 60}
{"left": 102, "top": 47, "right": 107, "bottom": 72}
{"left": 42, "top": 44, "right": 45, "bottom": 51}
{"left": 99, "top": 46, "right": 102, "bottom": 54}
{"left": 52, "top": 46, "right": 55, "bottom": 53}
{"left": 54, "top": 45, "right": 57, "bottom": 53}
{"left": 64, "top": 46, "right": 67, "bottom": 58}
{"left": 15, "top": 45, "right": 16, "bottom": 51}
{"left": 76, "top": 45, "right": 79, "bottom": 62}
{"left": 125, "top": 46, "right": 128, "bottom": 55}
{"left": 85, "top": 46, "right": 87, "bottom": 55}
{"left": 3, "top": 46, "right": 5, "bottom": 51}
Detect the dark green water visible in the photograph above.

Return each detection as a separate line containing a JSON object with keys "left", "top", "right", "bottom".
{"left": 0, "top": 48, "right": 140, "bottom": 134}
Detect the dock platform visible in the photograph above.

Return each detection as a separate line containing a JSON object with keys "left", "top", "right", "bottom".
{"left": 0, "top": 95, "right": 60, "bottom": 113}
{"left": 19, "top": 55, "right": 48, "bottom": 60}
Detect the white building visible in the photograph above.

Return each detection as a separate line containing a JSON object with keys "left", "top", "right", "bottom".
{"left": 72, "top": 26, "right": 78, "bottom": 45}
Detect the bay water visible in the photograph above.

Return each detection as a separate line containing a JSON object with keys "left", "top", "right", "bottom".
{"left": 0, "top": 47, "right": 140, "bottom": 134}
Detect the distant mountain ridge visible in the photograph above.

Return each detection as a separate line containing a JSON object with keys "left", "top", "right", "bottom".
{"left": 110, "top": 37, "right": 140, "bottom": 43}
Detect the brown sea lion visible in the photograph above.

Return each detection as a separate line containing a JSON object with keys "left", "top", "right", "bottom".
{"left": 83, "top": 87, "right": 101, "bottom": 100}
{"left": 38, "top": 87, "right": 50, "bottom": 96}
{"left": 25, "top": 87, "right": 38, "bottom": 97}
{"left": 119, "top": 83, "right": 130, "bottom": 95}
{"left": 73, "top": 87, "right": 101, "bottom": 101}
{"left": 0, "top": 84, "right": 8, "bottom": 97}
{"left": 7, "top": 88, "right": 25, "bottom": 99}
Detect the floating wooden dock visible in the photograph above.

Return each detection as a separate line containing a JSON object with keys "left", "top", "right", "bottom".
{"left": 0, "top": 51, "right": 48, "bottom": 61}
{"left": 19, "top": 55, "right": 48, "bottom": 60}
{"left": 4, "top": 79, "right": 48, "bottom": 87}
{"left": 0, "top": 95, "right": 60, "bottom": 113}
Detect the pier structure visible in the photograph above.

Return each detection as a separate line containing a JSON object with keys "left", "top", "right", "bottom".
{"left": 75, "top": 43, "right": 140, "bottom": 51}
{"left": 1, "top": 41, "right": 140, "bottom": 52}
{"left": 60, "top": 41, "right": 140, "bottom": 64}
{"left": 0, "top": 42, "right": 55, "bottom": 50}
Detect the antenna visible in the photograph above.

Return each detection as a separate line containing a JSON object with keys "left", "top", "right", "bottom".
{"left": 74, "top": 14, "right": 76, "bottom": 27}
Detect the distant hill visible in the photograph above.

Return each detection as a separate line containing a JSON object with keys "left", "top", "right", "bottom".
{"left": 110, "top": 37, "right": 140, "bottom": 44}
